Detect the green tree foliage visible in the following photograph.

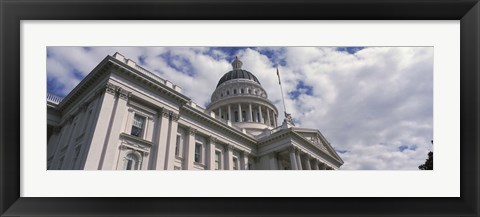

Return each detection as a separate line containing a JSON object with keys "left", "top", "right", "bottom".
{"left": 418, "top": 140, "right": 433, "bottom": 170}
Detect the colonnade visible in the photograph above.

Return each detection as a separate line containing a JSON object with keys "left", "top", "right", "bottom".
{"left": 215, "top": 103, "right": 277, "bottom": 127}
{"left": 284, "top": 146, "right": 334, "bottom": 170}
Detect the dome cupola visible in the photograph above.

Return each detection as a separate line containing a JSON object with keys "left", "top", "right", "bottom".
{"left": 207, "top": 57, "right": 279, "bottom": 136}
{"left": 232, "top": 56, "right": 243, "bottom": 69}
{"left": 216, "top": 57, "right": 261, "bottom": 88}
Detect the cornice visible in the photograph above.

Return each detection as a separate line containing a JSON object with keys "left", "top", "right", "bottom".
{"left": 56, "top": 57, "right": 112, "bottom": 112}
{"left": 109, "top": 58, "right": 190, "bottom": 106}
{"left": 56, "top": 55, "right": 191, "bottom": 113}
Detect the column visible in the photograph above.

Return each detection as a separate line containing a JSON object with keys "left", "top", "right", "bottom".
{"left": 259, "top": 105, "right": 264, "bottom": 124}
{"left": 74, "top": 103, "right": 89, "bottom": 138}
{"left": 101, "top": 88, "right": 130, "bottom": 169}
{"left": 218, "top": 107, "right": 222, "bottom": 120}
{"left": 207, "top": 136, "right": 216, "bottom": 170}
{"left": 224, "top": 145, "right": 233, "bottom": 170}
{"left": 84, "top": 83, "right": 119, "bottom": 170}
{"left": 141, "top": 152, "right": 149, "bottom": 170}
{"left": 319, "top": 162, "right": 327, "bottom": 170}
{"left": 304, "top": 155, "right": 312, "bottom": 170}
{"left": 52, "top": 118, "right": 74, "bottom": 169}
{"left": 238, "top": 104, "right": 242, "bottom": 122}
{"left": 288, "top": 147, "right": 298, "bottom": 170}
{"left": 273, "top": 113, "right": 277, "bottom": 127}
{"left": 228, "top": 105, "right": 232, "bottom": 122}
{"left": 46, "top": 127, "right": 60, "bottom": 162}
{"left": 248, "top": 104, "right": 253, "bottom": 122}
{"left": 77, "top": 93, "right": 102, "bottom": 170}
{"left": 165, "top": 112, "right": 180, "bottom": 170}
{"left": 296, "top": 149, "right": 303, "bottom": 170}
{"left": 269, "top": 152, "right": 278, "bottom": 170}
{"left": 153, "top": 109, "right": 170, "bottom": 170}
{"left": 312, "top": 159, "right": 319, "bottom": 170}
{"left": 266, "top": 108, "right": 271, "bottom": 126}
{"left": 184, "top": 127, "right": 197, "bottom": 170}
{"left": 242, "top": 152, "right": 249, "bottom": 170}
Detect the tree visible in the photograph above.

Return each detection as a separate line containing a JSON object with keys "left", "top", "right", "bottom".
{"left": 418, "top": 140, "right": 433, "bottom": 170}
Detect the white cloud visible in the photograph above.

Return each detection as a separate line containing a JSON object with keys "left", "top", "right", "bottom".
{"left": 47, "top": 46, "right": 433, "bottom": 170}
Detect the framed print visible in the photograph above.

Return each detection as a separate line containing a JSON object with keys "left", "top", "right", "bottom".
{"left": 1, "top": 0, "right": 479, "bottom": 216}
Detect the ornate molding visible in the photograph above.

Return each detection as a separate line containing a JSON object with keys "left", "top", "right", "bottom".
{"left": 288, "top": 146, "right": 297, "bottom": 152}
{"left": 226, "top": 144, "right": 235, "bottom": 151}
{"left": 105, "top": 82, "right": 118, "bottom": 95}
{"left": 170, "top": 112, "right": 180, "bottom": 122}
{"left": 188, "top": 127, "right": 197, "bottom": 136}
{"left": 117, "top": 88, "right": 131, "bottom": 100}
{"left": 80, "top": 102, "right": 89, "bottom": 111}
{"left": 161, "top": 109, "right": 170, "bottom": 119}
{"left": 209, "top": 136, "right": 217, "bottom": 143}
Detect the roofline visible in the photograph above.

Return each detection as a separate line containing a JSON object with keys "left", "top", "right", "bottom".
{"left": 55, "top": 54, "right": 191, "bottom": 112}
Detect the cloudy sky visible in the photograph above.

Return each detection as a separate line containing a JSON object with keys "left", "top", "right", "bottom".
{"left": 47, "top": 46, "right": 433, "bottom": 170}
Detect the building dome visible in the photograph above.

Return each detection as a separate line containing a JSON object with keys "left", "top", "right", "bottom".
{"left": 207, "top": 56, "right": 279, "bottom": 136}
{"left": 216, "top": 57, "right": 261, "bottom": 88}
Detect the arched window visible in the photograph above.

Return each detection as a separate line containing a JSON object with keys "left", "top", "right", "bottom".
{"left": 241, "top": 89, "right": 244, "bottom": 94}
{"left": 125, "top": 153, "right": 140, "bottom": 170}
{"left": 248, "top": 89, "right": 251, "bottom": 94}
{"left": 233, "top": 89, "right": 237, "bottom": 94}
{"left": 226, "top": 90, "right": 230, "bottom": 95}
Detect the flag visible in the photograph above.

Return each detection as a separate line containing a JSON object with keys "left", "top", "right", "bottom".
{"left": 276, "top": 67, "right": 281, "bottom": 85}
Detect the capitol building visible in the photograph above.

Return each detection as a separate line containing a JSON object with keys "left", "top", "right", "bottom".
{"left": 46, "top": 52, "right": 344, "bottom": 170}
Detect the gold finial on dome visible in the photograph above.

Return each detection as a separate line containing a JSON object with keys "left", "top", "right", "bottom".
{"left": 232, "top": 56, "right": 243, "bottom": 69}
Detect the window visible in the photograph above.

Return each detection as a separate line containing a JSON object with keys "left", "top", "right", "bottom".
{"left": 125, "top": 153, "right": 140, "bottom": 170}
{"left": 248, "top": 89, "right": 251, "bottom": 94}
{"left": 215, "top": 151, "right": 221, "bottom": 170}
{"left": 131, "top": 115, "right": 145, "bottom": 137}
{"left": 248, "top": 163, "right": 253, "bottom": 170}
{"left": 175, "top": 134, "right": 181, "bottom": 156}
{"left": 233, "top": 89, "right": 237, "bottom": 94}
{"left": 194, "top": 143, "right": 202, "bottom": 163}
{"left": 242, "top": 110, "right": 246, "bottom": 122}
{"left": 226, "top": 90, "right": 230, "bottom": 95}
{"left": 241, "top": 89, "right": 244, "bottom": 94}
{"left": 233, "top": 157, "right": 238, "bottom": 170}
{"left": 220, "top": 93, "right": 223, "bottom": 97}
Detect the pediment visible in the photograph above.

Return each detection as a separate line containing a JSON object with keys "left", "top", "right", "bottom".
{"left": 292, "top": 128, "right": 343, "bottom": 163}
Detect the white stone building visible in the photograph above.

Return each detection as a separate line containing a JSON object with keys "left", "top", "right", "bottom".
{"left": 46, "top": 53, "right": 344, "bottom": 170}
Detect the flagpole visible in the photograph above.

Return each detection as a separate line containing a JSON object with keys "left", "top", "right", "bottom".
{"left": 277, "top": 67, "right": 287, "bottom": 118}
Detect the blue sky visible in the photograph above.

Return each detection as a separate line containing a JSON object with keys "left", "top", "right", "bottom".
{"left": 47, "top": 46, "right": 433, "bottom": 170}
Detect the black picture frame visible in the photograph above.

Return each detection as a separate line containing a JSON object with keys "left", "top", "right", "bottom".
{"left": 1, "top": 0, "right": 479, "bottom": 216}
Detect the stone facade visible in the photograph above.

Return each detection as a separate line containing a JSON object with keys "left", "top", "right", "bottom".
{"left": 46, "top": 52, "right": 344, "bottom": 170}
